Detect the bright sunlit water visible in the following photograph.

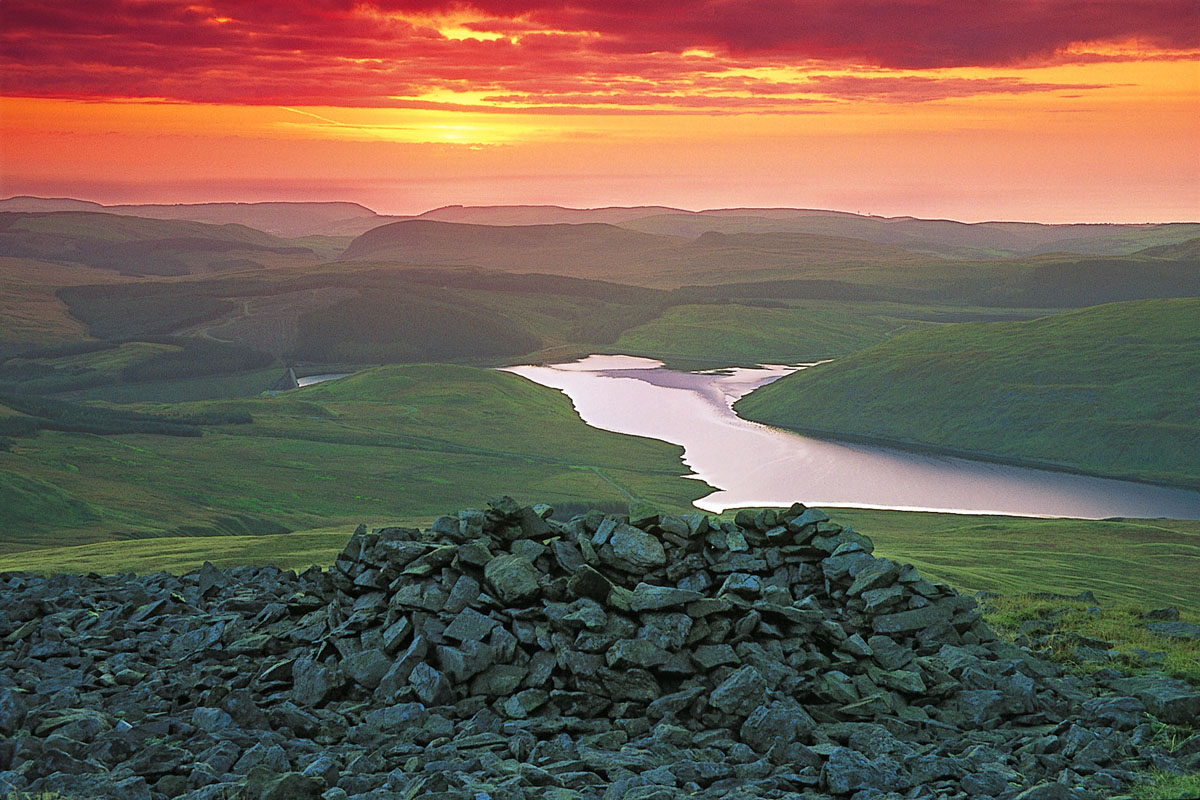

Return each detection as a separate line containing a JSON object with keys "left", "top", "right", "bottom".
{"left": 502, "top": 355, "right": 1200, "bottom": 519}
{"left": 296, "top": 373, "right": 351, "bottom": 387}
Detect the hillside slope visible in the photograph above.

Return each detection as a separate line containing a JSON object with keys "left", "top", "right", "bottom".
{"left": 340, "top": 219, "right": 939, "bottom": 287}
{"left": 0, "top": 211, "right": 319, "bottom": 275}
{"left": 0, "top": 364, "right": 705, "bottom": 548}
{"left": 623, "top": 211, "right": 1200, "bottom": 259}
{"left": 0, "top": 198, "right": 386, "bottom": 237}
{"left": 340, "top": 219, "right": 684, "bottom": 283}
{"left": 736, "top": 298, "right": 1200, "bottom": 487}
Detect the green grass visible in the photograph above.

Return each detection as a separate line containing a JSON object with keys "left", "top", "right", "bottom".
{"left": 0, "top": 526, "right": 364, "bottom": 575}
{"left": 980, "top": 595, "right": 1200, "bottom": 683}
{"left": 0, "top": 469, "right": 100, "bottom": 532}
{"left": 737, "top": 298, "right": 1200, "bottom": 487}
{"left": 826, "top": 508, "right": 1200, "bottom": 613}
{"left": 613, "top": 301, "right": 925, "bottom": 366}
{"left": 62, "top": 368, "right": 285, "bottom": 403}
{"left": 0, "top": 364, "right": 706, "bottom": 549}
{"left": 0, "top": 257, "right": 124, "bottom": 348}
{"left": 1131, "top": 772, "right": 1200, "bottom": 799}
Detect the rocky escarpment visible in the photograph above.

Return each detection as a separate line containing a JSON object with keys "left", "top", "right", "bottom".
{"left": 2, "top": 498, "right": 1198, "bottom": 800}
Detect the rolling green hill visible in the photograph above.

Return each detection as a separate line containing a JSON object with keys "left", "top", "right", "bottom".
{"left": 0, "top": 364, "right": 705, "bottom": 550}
{"left": 613, "top": 301, "right": 929, "bottom": 366}
{"left": 736, "top": 298, "right": 1200, "bottom": 487}
{"left": 341, "top": 219, "right": 686, "bottom": 284}
{"left": 341, "top": 218, "right": 1200, "bottom": 304}
{"left": 44, "top": 265, "right": 671, "bottom": 368}
{"left": 340, "top": 220, "right": 945, "bottom": 287}
{"left": 0, "top": 211, "right": 323, "bottom": 275}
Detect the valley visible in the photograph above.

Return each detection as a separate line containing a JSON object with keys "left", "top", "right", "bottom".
{"left": 0, "top": 200, "right": 1197, "bottom": 623}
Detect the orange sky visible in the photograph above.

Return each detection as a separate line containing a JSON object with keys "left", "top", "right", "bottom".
{"left": 1, "top": 1, "right": 1198, "bottom": 221}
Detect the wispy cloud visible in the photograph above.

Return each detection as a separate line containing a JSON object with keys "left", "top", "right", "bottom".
{"left": 0, "top": 0, "right": 1194, "bottom": 111}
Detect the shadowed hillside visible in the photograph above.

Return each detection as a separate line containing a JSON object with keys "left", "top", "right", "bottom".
{"left": 621, "top": 210, "right": 1200, "bottom": 260}
{"left": 0, "top": 197, "right": 387, "bottom": 237}
{"left": 340, "top": 219, "right": 684, "bottom": 283}
{"left": 0, "top": 211, "right": 321, "bottom": 276}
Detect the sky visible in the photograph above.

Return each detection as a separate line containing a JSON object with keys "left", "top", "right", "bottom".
{"left": 1, "top": 1, "right": 1198, "bottom": 221}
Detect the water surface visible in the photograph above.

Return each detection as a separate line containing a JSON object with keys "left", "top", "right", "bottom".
{"left": 297, "top": 373, "right": 351, "bottom": 387}
{"left": 503, "top": 355, "right": 1200, "bottom": 519}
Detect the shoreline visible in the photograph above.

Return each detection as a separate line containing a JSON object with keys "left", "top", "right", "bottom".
{"left": 742, "top": 418, "right": 1200, "bottom": 497}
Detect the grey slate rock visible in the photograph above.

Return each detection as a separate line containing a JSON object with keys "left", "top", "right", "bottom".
{"left": 343, "top": 648, "right": 391, "bottom": 690}
{"left": 710, "top": 665, "right": 768, "bottom": 716}
{"left": 872, "top": 604, "right": 948, "bottom": 634}
{"left": 292, "top": 658, "right": 342, "bottom": 707}
{"left": 1011, "top": 783, "right": 1071, "bottom": 800}
{"left": 408, "top": 662, "right": 452, "bottom": 706}
{"left": 740, "top": 700, "right": 815, "bottom": 753}
{"left": 443, "top": 607, "right": 496, "bottom": 642}
{"left": 630, "top": 582, "right": 702, "bottom": 611}
{"left": 608, "top": 524, "right": 667, "bottom": 572}
{"left": 0, "top": 498, "right": 1181, "bottom": 800}
{"left": 822, "top": 746, "right": 910, "bottom": 795}
{"left": 1146, "top": 621, "right": 1200, "bottom": 640}
{"left": 1111, "top": 675, "right": 1200, "bottom": 725}
{"left": 484, "top": 554, "right": 540, "bottom": 603}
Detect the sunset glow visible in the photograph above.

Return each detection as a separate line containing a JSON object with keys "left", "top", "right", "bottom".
{"left": 2, "top": 0, "right": 1197, "bottom": 220}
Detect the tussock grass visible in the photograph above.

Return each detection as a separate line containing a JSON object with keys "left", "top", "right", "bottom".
{"left": 1129, "top": 771, "right": 1200, "bottom": 799}
{"left": 981, "top": 596, "right": 1200, "bottom": 684}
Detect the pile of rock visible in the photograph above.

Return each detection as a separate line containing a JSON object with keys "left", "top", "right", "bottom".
{"left": 1, "top": 498, "right": 1198, "bottom": 800}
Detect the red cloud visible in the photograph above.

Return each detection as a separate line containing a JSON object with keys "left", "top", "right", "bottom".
{"left": 0, "top": 0, "right": 1193, "bottom": 108}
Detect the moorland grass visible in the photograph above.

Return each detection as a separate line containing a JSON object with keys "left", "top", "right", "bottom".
{"left": 0, "top": 527, "right": 360, "bottom": 576}
{"left": 832, "top": 508, "right": 1200, "bottom": 612}
{"left": 612, "top": 301, "right": 924, "bottom": 367}
{"left": 0, "top": 364, "right": 706, "bottom": 548}
{"left": 737, "top": 298, "right": 1200, "bottom": 487}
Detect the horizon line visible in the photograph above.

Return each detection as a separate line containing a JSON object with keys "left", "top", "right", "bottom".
{"left": 4, "top": 195, "right": 1198, "bottom": 228}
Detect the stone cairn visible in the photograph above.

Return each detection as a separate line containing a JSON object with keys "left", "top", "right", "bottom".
{"left": 1, "top": 497, "right": 1198, "bottom": 800}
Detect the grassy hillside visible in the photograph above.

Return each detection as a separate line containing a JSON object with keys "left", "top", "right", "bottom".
{"left": 0, "top": 526, "right": 362, "bottom": 575}
{"left": 0, "top": 211, "right": 323, "bottom": 276}
{"left": 0, "top": 364, "right": 705, "bottom": 550}
{"left": 737, "top": 298, "right": 1200, "bottom": 486}
{"left": 341, "top": 220, "right": 686, "bottom": 284}
{"left": 0, "top": 256, "right": 127, "bottom": 351}
{"left": 341, "top": 220, "right": 952, "bottom": 288}
{"left": 621, "top": 211, "right": 1200, "bottom": 260}
{"left": 45, "top": 266, "right": 669, "bottom": 363}
{"left": 832, "top": 509, "right": 1200, "bottom": 612}
{"left": 613, "top": 301, "right": 926, "bottom": 366}
{"left": 341, "top": 218, "right": 1200, "bottom": 306}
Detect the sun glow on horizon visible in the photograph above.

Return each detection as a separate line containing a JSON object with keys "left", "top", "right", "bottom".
{"left": 1, "top": 0, "right": 1196, "bottom": 220}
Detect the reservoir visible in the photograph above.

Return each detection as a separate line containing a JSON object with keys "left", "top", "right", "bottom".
{"left": 502, "top": 355, "right": 1200, "bottom": 519}
{"left": 296, "top": 372, "right": 351, "bottom": 387}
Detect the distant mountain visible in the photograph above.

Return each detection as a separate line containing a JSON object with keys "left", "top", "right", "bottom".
{"left": 341, "top": 220, "right": 684, "bottom": 283}
{"left": 5, "top": 197, "right": 1197, "bottom": 257}
{"left": 0, "top": 211, "right": 317, "bottom": 276}
{"left": 621, "top": 211, "right": 1200, "bottom": 259}
{"left": 381, "top": 203, "right": 1200, "bottom": 259}
{"left": 0, "top": 197, "right": 108, "bottom": 213}
{"left": 414, "top": 204, "right": 687, "bottom": 226}
{"left": 340, "top": 219, "right": 936, "bottom": 287}
{"left": 0, "top": 197, "right": 385, "bottom": 238}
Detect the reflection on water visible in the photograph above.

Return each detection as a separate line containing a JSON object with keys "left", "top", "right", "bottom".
{"left": 502, "top": 355, "right": 1200, "bottom": 519}
{"left": 296, "top": 373, "right": 351, "bottom": 387}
